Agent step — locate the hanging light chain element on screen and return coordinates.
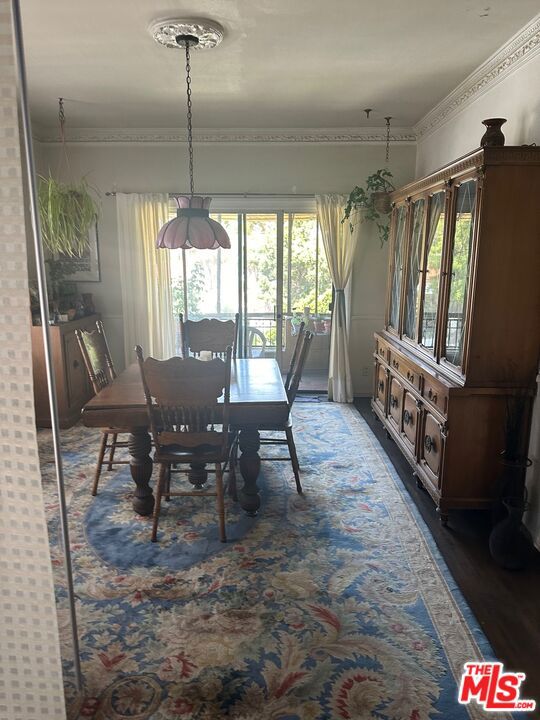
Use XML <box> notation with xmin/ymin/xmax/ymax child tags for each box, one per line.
<box><xmin>59</xmin><ymin>97</ymin><xmax>66</xmax><ymax>143</ymax></box>
<box><xmin>385</xmin><ymin>116</ymin><xmax>392</xmax><ymax>165</ymax></box>
<box><xmin>184</xmin><ymin>40</ymin><xmax>195</xmax><ymax>197</ymax></box>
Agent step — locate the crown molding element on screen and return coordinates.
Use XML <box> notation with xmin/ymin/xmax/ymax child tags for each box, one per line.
<box><xmin>415</xmin><ymin>13</ymin><xmax>540</xmax><ymax>140</ymax></box>
<box><xmin>32</xmin><ymin>15</ymin><xmax>540</xmax><ymax>147</ymax></box>
<box><xmin>33</xmin><ymin>125</ymin><xmax>416</xmax><ymax>145</ymax></box>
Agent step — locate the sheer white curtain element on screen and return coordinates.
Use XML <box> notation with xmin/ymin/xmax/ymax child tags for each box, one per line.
<box><xmin>316</xmin><ymin>194</ymin><xmax>359</xmax><ymax>403</ymax></box>
<box><xmin>116</xmin><ymin>193</ymin><xmax>176</xmax><ymax>366</ymax></box>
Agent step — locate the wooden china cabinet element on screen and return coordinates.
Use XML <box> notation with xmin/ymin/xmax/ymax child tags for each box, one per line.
<box><xmin>372</xmin><ymin>146</ymin><xmax>540</xmax><ymax>524</ymax></box>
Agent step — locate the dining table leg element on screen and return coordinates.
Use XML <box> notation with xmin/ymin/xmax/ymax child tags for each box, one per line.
<box><xmin>128</xmin><ymin>428</ymin><xmax>154</xmax><ymax>516</ymax></box>
<box><xmin>188</xmin><ymin>462</ymin><xmax>208</xmax><ymax>488</ymax></box>
<box><xmin>238</xmin><ymin>428</ymin><xmax>261</xmax><ymax>516</ymax></box>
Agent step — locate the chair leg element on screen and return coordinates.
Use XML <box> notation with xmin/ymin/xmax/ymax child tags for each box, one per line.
<box><xmin>92</xmin><ymin>432</ymin><xmax>108</xmax><ymax>496</ymax></box>
<box><xmin>165</xmin><ymin>465</ymin><xmax>171</xmax><ymax>502</ymax></box>
<box><xmin>215</xmin><ymin>463</ymin><xmax>226</xmax><ymax>543</ymax></box>
<box><xmin>107</xmin><ymin>433</ymin><xmax>118</xmax><ymax>471</ymax></box>
<box><xmin>285</xmin><ymin>426</ymin><xmax>303</xmax><ymax>494</ymax></box>
<box><xmin>151</xmin><ymin>463</ymin><xmax>167</xmax><ymax>542</ymax></box>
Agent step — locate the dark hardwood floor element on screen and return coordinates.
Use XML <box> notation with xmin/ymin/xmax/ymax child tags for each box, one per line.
<box><xmin>354</xmin><ymin>397</ymin><xmax>540</xmax><ymax>705</ymax></box>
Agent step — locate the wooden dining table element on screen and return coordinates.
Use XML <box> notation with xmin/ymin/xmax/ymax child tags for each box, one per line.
<box><xmin>81</xmin><ymin>358</ymin><xmax>289</xmax><ymax>516</ymax></box>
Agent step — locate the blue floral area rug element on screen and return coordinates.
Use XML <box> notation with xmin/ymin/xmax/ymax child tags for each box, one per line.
<box><xmin>39</xmin><ymin>403</ymin><xmax>503</xmax><ymax>720</ymax></box>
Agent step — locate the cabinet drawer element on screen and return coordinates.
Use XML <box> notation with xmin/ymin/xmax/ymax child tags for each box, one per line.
<box><xmin>401</xmin><ymin>390</ymin><xmax>418</xmax><ymax>452</ymax></box>
<box><xmin>423</xmin><ymin>375</ymin><xmax>449</xmax><ymax>416</ymax></box>
<box><xmin>374</xmin><ymin>362</ymin><xmax>388</xmax><ymax>413</ymax></box>
<box><xmin>419</xmin><ymin>411</ymin><xmax>445</xmax><ymax>486</ymax></box>
<box><xmin>388</xmin><ymin>375</ymin><xmax>403</xmax><ymax>428</ymax></box>
<box><xmin>375</xmin><ymin>336</ymin><xmax>390</xmax><ymax>363</ymax></box>
<box><xmin>389</xmin><ymin>351</ymin><xmax>421</xmax><ymax>391</ymax></box>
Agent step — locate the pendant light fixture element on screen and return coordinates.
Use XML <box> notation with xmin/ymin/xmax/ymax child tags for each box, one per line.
<box><xmin>151</xmin><ymin>19</ymin><xmax>231</xmax><ymax>250</ymax></box>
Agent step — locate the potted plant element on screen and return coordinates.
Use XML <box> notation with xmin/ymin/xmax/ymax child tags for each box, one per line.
<box><xmin>38</xmin><ymin>174</ymin><xmax>99</xmax><ymax>257</ymax></box>
<box><xmin>489</xmin><ymin>393</ymin><xmax>533</xmax><ymax>570</ymax></box>
<box><xmin>342</xmin><ymin>168</ymin><xmax>395</xmax><ymax>246</ymax></box>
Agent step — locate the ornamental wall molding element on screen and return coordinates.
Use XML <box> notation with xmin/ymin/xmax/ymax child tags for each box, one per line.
<box><xmin>33</xmin><ymin>126</ymin><xmax>416</xmax><ymax>145</ymax></box>
<box><xmin>415</xmin><ymin>13</ymin><xmax>540</xmax><ymax>140</ymax></box>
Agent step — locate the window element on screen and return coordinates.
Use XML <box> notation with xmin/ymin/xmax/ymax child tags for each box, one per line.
<box><xmin>168</xmin><ymin>198</ymin><xmax>332</xmax><ymax>371</ymax></box>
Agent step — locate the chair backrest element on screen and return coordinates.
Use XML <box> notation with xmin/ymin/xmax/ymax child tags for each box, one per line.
<box><xmin>247</xmin><ymin>327</ymin><xmax>267</xmax><ymax>358</ymax></box>
<box><xmin>136</xmin><ymin>345</ymin><xmax>232</xmax><ymax>454</ymax></box>
<box><xmin>286</xmin><ymin>331</ymin><xmax>313</xmax><ymax>406</ymax></box>
<box><xmin>75</xmin><ymin>320</ymin><xmax>116</xmax><ymax>394</ymax></box>
<box><xmin>179</xmin><ymin>313</ymin><xmax>238</xmax><ymax>359</ymax></box>
<box><xmin>284</xmin><ymin>321</ymin><xmax>305</xmax><ymax>392</ymax></box>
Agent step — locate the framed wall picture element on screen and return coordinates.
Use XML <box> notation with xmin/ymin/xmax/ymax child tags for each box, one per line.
<box><xmin>57</xmin><ymin>223</ymin><xmax>101</xmax><ymax>282</ymax></box>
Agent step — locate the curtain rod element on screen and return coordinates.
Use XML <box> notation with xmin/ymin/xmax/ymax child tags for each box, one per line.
<box><xmin>105</xmin><ymin>191</ymin><xmax>315</xmax><ymax>198</ymax></box>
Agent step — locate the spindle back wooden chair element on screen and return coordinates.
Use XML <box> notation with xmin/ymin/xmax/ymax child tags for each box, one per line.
<box><xmin>231</xmin><ymin>331</ymin><xmax>313</xmax><ymax>495</ymax></box>
<box><xmin>179</xmin><ymin>313</ymin><xmax>239</xmax><ymax>359</ymax></box>
<box><xmin>76</xmin><ymin>320</ymin><xmax>130</xmax><ymax>495</ymax></box>
<box><xmin>284</xmin><ymin>321</ymin><xmax>305</xmax><ymax>391</ymax></box>
<box><xmin>136</xmin><ymin>345</ymin><xmax>232</xmax><ymax>543</ymax></box>
<box><xmin>76</xmin><ymin>319</ymin><xmax>116</xmax><ymax>393</ymax></box>
<box><xmin>285</xmin><ymin>329</ymin><xmax>313</xmax><ymax>408</ymax></box>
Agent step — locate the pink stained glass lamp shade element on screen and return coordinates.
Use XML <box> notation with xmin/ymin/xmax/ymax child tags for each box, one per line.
<box><xmin>156</xmin><ymin>195</ymin><xmax>231</xmax><ymax>250</ymax></box>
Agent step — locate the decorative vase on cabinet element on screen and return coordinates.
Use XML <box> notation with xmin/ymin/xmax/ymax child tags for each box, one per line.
<box><xmin>480</xmin><ymin>118</ymin><xmax>507</xmax><ymax>147</ymax></box>
<box><xmin>372</xmin><ymin>146</ymin><xmax>540</xmax><ymax>525</ymax></box>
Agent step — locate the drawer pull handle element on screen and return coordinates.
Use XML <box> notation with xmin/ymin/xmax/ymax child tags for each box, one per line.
<box><xmin>390</xmin><ymin>394</ymin><xmax>399</xmax><ymax>408</ymax></box>
<box><xmin>427</xmin><ymin>388</ymin><xmax>438</xmax><ymax>403</ymax></box>
<box><xmin>393</xmin><ymin>359</ymin><xmax>399</xmax><ymax>369</ymax></box>
<box><xmin>407</xmin><ymin>371</ymin><xmax>414</xmax><ymax>382</ymax></box>
<box><xmin>424</xmin><ymin>434</ymin><xmax>436</xmax><ymax>453</ymax></box>
<box><xmin>378</xmin><ymin>380</ymin><xmax>385</xmax><ymax>392</ymax></box>
<box><xmin>403</xmin><ymin>409</ymin><xmax>413</xmax><ymax>426</ymax></box>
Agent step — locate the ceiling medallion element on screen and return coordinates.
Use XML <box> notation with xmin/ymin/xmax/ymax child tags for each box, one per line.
<box><xmin>149</xmin><ymin>18</ymin><xmax>224</xmax><ymax>50</ymax></box>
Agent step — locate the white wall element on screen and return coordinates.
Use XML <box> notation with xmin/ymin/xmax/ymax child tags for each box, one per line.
<box><xmin>415</xmin><ymin>51</ymin><xmax>540</xmax><ymax>549</ymax></box>
<box><xmin>37</xmin><ymin>140</ymin><xmax>416</xmax><ymax>393</ymax></box>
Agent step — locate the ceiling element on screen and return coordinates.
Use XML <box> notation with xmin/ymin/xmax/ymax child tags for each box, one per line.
<box><xmin>20</xmin><ymin>0</ymin><xmax>539</xmax><ymax>131</ymax></box>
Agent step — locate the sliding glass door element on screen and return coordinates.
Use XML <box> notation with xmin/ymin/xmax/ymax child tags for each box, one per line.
<box><xmin>169</xmin><ymin>204</ymin><xmax>331</xmax><ymax>384</ymax></box>
<box><xmin>241</xmin><ymin>213</ymin><xmax>283</xmax><ymax>363</ymax></box>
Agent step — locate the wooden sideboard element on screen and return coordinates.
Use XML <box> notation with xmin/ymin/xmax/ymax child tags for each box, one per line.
<box><xmin>32</xmin><ymin>314</ymin><xmax>99</xmax><ymax>428</ymax></box>
<box><xmin>372</xmin><ymin>147</ymin><xmax>540</xmax><ymax>524</ymax></box>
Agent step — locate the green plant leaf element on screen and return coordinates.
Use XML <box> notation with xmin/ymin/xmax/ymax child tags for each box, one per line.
<box><xmin>38</xmin><ymin>174</ymin><xmax>100</xmax><ymax>257</ymax></box>
<box><xmin>341</xmin><ymin>169</ymin><xmax>394</xmax><ymax>245</ymax></box>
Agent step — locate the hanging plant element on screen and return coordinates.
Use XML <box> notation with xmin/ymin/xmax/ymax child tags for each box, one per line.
<box><xmin>38</xmin><ymin>98</ymin><xmax>100</xmax><ymax>258</ymax></box>
<box><xmin>342</xmin><ymin>168</ymin><xmax>395</xmax><ymax>246</ymax></box>
<box><xmin>342</xmin><ymin>115</ymin><xmax>396</xmax><ymax>246</ymax></box>
<box><xmin>38</xmin><ymin>174</ymin><xmax>99</xmax><ymax>257</ymax></box>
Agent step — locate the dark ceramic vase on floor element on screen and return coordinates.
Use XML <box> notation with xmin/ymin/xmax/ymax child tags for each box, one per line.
<box><xmin>489</xmin><ymin>497</ymin><xmax>531</xmax><ymax>570</ymax></box>
<box><xmin>480</xmin><ymin>118</ymin><xmax>507</xmax><ymax>147</ymax></box>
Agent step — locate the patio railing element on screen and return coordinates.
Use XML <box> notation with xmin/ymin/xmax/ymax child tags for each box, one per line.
<box><xmin>175</xmin><ymin>312</ymin><xmax>330</xmax><ymax>359</ymax></box>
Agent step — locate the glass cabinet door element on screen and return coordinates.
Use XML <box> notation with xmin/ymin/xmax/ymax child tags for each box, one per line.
<box><xmin>403</xmin><ymin>198</ymin><xmax>426</xmax><ymax>340</ymax></box>
<box><xmin>419</xmin><ymin>191</ymin><xmax>446</xmax><ymax>353</ymax></box>
<box><xmin>443</xmin><ymin>179</ymin><xmax>477</xmax><ymax>368</ymax></box>
<box><xmin>388</xmin><ymin>205</ymin><xmax>408</xmax><ymax>332</ymax></box>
